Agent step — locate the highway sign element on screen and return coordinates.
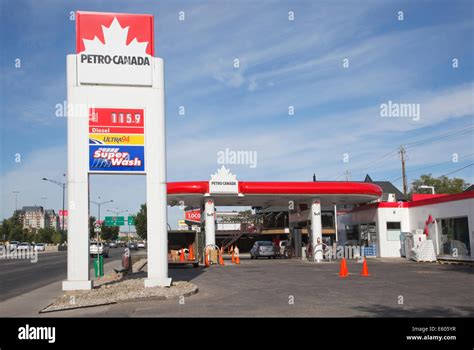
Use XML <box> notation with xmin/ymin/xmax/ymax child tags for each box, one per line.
<box><xmin>105</xmin><ymin>216</ymin><xmax>125</xmax><ymax>226</ymax></box>
<box><xmin>127</xmin><ymin>216</ymin><xmax>135</xmax><ymax>225</ymax></box>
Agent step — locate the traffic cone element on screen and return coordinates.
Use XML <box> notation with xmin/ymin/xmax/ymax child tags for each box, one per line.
<box><xmin>339</xmin><ymin>258</ymin><xmax>348</xmax><ymax>278</ymax></box>
<box><xmin>231</xmin><ymin>251</ymin><xmax>235</xmax><ymax>264</ymax></box>
<box><xmin>205</xmin><ymin>252</ymin><xmax>210</xmax><ymax>267</ymax></box>
<box><xmin>188</xmin><ymin>244</ymin><xmax>195</xmax><ymax>261</ymax></box>
<box><xmin>361</xmin><ymin>258</ymin><xmax>369</xmax><ymax>277</ymax></box>
<box><xmin>179</xmin><ymin>248</ymin><xmax>185</xmax><ymax>262</ymax></box>
<box><xmin>235</xmin><ymin>246</ymin><xmax>240</xmax><ymax>265</ymax></box>
<box><xmin>219</xmin><ymin>248</ymin><xmax>225</xmax><ymax>266</ymax></box>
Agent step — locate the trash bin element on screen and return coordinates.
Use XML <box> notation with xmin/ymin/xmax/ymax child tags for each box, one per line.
<box><xmin>94</xmin><ymin>255</ymin><xmax>104</xmax><ymax>277</ymax></box>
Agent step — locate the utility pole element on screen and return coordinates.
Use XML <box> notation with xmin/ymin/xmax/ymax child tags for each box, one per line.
<box><xmin>399</xmin><ymin>145</ymin><xmax>407</xmax><ymax>195</ymax></box>
<box><xmin>344</xmin><ymin>170</ymin><xmax>351</xmax><ymax>181</ymax></box>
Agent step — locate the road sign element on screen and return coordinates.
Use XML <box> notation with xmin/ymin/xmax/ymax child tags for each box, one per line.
<box><xmin>127</xmin><ymin>216</ymin><xmax>135</xmax><ymax>226</ymax></box>
<box><xmin>94</xmin><ymin>227</ymin><xmax>101</xmax><ymax>233</ymax></box>
<box><xmin>105</xmin><ymin>216</ymin><xmax>125</xmax><ymax>226</ymax></box>
<box><xmin>94</xmin><ymin>222</ymin><xmax>101</xmax><ymax>229</ymax></box>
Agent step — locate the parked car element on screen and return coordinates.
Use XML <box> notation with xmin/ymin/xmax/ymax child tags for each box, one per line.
<box><xmin>89</xmin><ymin>242</ymin><xmax>110</xmax><ymax>258</ymax></box>
<box><xmin>108</xmin><ymin>242</ymin><xmax>118</xmax><ymax>248</ymax></box>
<box><xmin>127</xmin><ymin>242</ymin><xmax>138</xmax><ymax>250</ymax></box>
<box><xmin>9</xmin><ymin>241</ymin><xmax>20</xmax><ymax>251</ymax></box>
<box><xmin>17</xmin><ymin>242</ymin><xmax>32</xmax><ymax>251</ymax></box>
<box><xmin>250</xmin><ymin>241</ymin><xmax>276</xmax><ymax>259</ymax></box>
<box><xmin>279</xmin><ymin>240</ymin><xmax>291</xmax><ymax>259</ymax></box>
<box><xmin>137</xmin><ymin>241</ymin><xmax>146</xmax><ymax>249</ymax></box>
<box><xmin>34</xmin><ymin>243</ymin><xmax>46</xmax><ymax>252</ymax></box>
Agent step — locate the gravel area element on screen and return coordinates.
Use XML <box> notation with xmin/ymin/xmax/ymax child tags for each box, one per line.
<box><xmin>40</xmin><ymin>260</ymin><xmax>198</xmax><ymax>313</ymax></box>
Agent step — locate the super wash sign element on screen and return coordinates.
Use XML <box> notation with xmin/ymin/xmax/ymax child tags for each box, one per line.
<box><xmin>89</xmin><ymin>108</ymin><xmax>145</xmax><ymax>172</ymax></box>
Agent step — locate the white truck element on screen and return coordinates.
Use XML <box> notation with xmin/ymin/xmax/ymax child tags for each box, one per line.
<box><xmin>89</xmin><ymin>241</ymin><xmax>109</xmax><ymax>258</ymax></box>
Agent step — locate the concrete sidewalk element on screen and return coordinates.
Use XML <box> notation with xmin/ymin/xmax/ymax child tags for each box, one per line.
<box><xmin>0</xmin><ymin>257</ymin><xmax>124</xmax><ymax>316</ymax></box>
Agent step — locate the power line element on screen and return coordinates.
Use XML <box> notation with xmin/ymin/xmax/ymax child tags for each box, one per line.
<box><xmin>332</xmin><ymin>124</ymin><xmax>474</xmax><ymax>181</ymax></box>
<box><xmin>390</xmin><ymin>153</ymin><xmax>474</xmax><ymax>182</ymax></box>
<box><xmin>440</xmin><ymin>163</ymin><xmax>474</xmax><ymax>177</ymax></box>
<box><xmin>404</xmin><ymin>125</ymin><xmax>474</xmax><ymax>148</ymax></box>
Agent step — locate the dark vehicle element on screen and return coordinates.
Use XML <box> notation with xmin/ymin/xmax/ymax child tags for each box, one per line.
<box><xmin>250</xmin><ymin>241</ymin><xmax>276</xmax><ymax>259</ymax></box>
<box><xmin>128</xmin><ymin>242</ymin><xmax>138</xmax><ymax>250</ymax></box>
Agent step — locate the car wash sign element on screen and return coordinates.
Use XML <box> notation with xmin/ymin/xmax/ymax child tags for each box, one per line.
<box><xmin>89</xmin><ymin>108</ymin><xmax>145</xmax><ymax>172</ymax></box>
<box><xmin>76</xmin><ymin>11</ymin><xmax>154</xmax><ymax>86</ymax></box>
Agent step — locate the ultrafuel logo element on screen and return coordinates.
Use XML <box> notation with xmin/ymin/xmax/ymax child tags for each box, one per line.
<box><xmin>76</xmin><ymin>11</ymin><xmax>154</xmax><ymax>86</ymax></box>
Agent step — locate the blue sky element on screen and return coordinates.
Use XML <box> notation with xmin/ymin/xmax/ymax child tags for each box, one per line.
<box><xmin>1</xmin><ymin>0</ymin><xmax>473</xmax><ymax>226</ymax></box>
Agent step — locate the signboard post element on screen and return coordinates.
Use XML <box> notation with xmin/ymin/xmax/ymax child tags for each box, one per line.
<box><xmin>62</xmin><ymin>11</ymin><xmax>171</xmax><ymax>291</ymax></box>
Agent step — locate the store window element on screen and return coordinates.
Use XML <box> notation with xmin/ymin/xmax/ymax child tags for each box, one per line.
<box><xmin>321</xmin><ymin>212</ymin><xmax>334</xmax><ymax>228</ymax></box>
<box><xmin>440</xmin><ymin>217</ymin><xmax>470</xmax><ymax>257</ymax></box>
<box><xmin>386</xmin><ymin>222</ymin><xmax>401</xmax><ymax>241</ymax></box>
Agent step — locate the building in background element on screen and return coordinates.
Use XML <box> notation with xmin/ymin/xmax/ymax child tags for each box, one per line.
<box><xmin>45</xmin><ymin>209</ymin><xmax>60</xmax><ymax>231</ymax></box>
<box><xmin>13</xmin><ymin>206</ymin><xmax>62</xmax><ymax>233</ymax></box>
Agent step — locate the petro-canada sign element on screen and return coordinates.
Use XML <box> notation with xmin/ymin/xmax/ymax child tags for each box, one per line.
<box><xmin>64</xmin><ymin>11</ymin><xmax>171</xmax><ymax>290</ymax></box>
<box><xmin>209</xmin><ymin>166</ymin><xmax>239</xmax><ymax>194</ymax></box>
<box><xmin>76</xmin><ymin>11</ymin><xmax>154</xmax><ymax>86</ymax></box>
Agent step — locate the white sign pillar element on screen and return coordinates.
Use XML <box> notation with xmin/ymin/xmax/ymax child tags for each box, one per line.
<box><xmin>311</xmin><ymin>199</ymin><xmax>323</xmax><ymax>263</ymax></box>
<box><xmin>144</xmin><ymin>58</ymin><xmax>171</xmax><ymax>287</ymax></box>
<box><xmin>205</xmin><ymin>198</ymin><xmax>216</xmax><ymax>246</ymax></box>
<box><xmin>63</xmin><ymin>12</ymin><xmax>171</xmax><ymax>290</ymax></box>
<box><xmin>62</xmin><ymin>57</ymin><xmax>91</xmax><ymax>290</ymax></box>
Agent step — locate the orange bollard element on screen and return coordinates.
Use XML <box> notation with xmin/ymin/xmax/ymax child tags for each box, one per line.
<box><xmin>235</xmin><ymin>254</ymin><xmax>240</xmax><ymax>265</ymax></box>
<box><xmin>205</xmin><ymin>252</ymin><xmax>210</xmax><ymax>267</ymax></box>
<box><xmin>188</xmin><ymin>244</ymin><xmax>195</xmax><ymax>261</ymax></box>
<box><xmin>361</xmin><ymin>257</ymin><xmax>369</xmax><ymax>277</ymax></box>
<box><xmin>339</xmin><ymin>258</ymin><xmax>348</xmax><ymax>278</ymax></box>
<box><xmin>231</xmin><ymin>251</ymin><xmax>235</xmax><ymax>264</ymax></box>
<box><xmin>179</xmin><ymin>248</ymin><xmax>185</xmax><ymax>262</ymax></box>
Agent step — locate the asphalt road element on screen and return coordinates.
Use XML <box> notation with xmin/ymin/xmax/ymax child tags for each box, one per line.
<box><xmin>50</xmin><ymin>256</ymin><xmax>474</xmax><ymax>317</ymax></box>
<box><xmin>0</xmin><ymin>248</ymin><xmax>123</xmax><ymax>302</ymax></box>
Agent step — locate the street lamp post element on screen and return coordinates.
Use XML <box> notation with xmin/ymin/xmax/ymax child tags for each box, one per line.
<box><xmin>12</xmin><ymin>191</ymin><xmax>20</xmax><ymax>211</ymax></box>
<box><xmin>90</xmin><ymin>197</ymin><xmax>113</xmax><ymax>242</ymax></box>
<box><xmin>42</xmin><ymin>175</ymin><xmax>66</xmax><ymax>232</ymax></box>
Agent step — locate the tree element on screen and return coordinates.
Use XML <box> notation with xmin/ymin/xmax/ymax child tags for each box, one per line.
<box><xmin>89</xmin><ymin>216</ymin><xmax>96</xmax><ymax>239</ymax></box>
<box><xmin>410</xmin><ymin>174</ymin><xmax>470</xmax><ymax>195</ymax></box>
<box><xmin>51</xmin><ymin>231</ymin><xmax>63</xmax><ymax>245</ymax></box>
<box><xmin>9</xmin><ymin>225</ymin><xmax>28</xmax><ymax>242</ymax></box>
<box><xmin>101</xmin><ymin>224</ymin><xmax>119</xmax><ymax>241</ymax></box>
<box><xmin>37</xmin><ymin>227</ymin><xmax>55</xmax><ymax>243</ymax></box>
<box><xmin>135</xmin><ymin>204</ymin><xmax>147</xmax><ymax>239</ymax></box>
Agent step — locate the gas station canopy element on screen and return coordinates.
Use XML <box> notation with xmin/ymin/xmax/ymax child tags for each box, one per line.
<box><xmin>167</xmin><ymin>181</ymin><xmax>383</xmax><ymax>207</ymax></box>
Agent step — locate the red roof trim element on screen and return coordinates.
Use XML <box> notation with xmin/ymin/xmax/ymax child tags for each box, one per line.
<box><xmin>408</xmin><ymin>190</ymin><xmax>474</xmax><ymax>207</ymax></box>
<box><xmin>167</xmin><ymin>182</ymin><xmax>209</xmax><ymax>194</ymax></box>
<box><xmin>167</xmin><ymin>181</ymin><xmax>382</xmax><ymax>197</ymax></box>
<box><xmin>238</xmin><ymin>182</ymin><xmax>382</xmax><ymax>196</ymax></box>
<box><xmin>341</xmin><ymin>191</ymin><xmax>474</xmax><ymax>214</ymax></box>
